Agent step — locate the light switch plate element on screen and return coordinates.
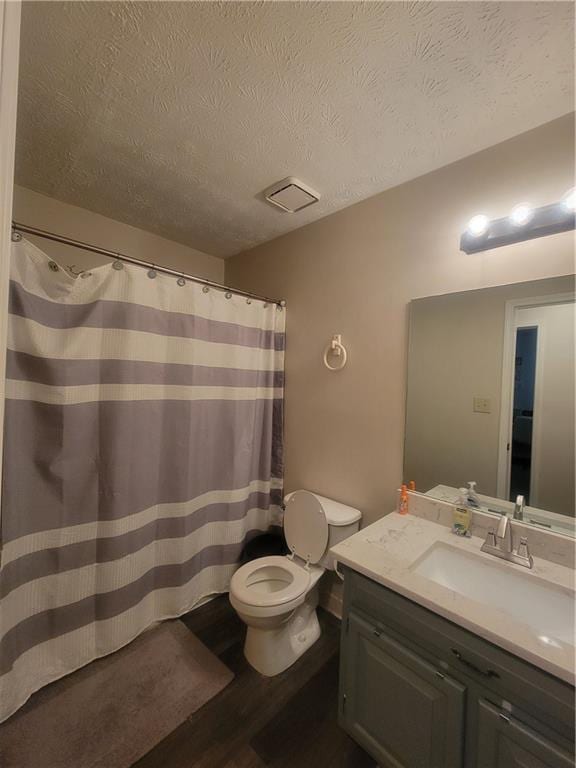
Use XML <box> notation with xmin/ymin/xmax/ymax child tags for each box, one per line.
<box><xmin>473</xmin><ymin>396</ymin><xmax>491</xmax><ymax>414</ymax></box>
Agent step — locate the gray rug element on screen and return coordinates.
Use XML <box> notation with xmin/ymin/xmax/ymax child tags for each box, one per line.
<box><xmin>0</xmin><ymin>619</ymin><xmax>233</xmax><ymax>768</ymax></box>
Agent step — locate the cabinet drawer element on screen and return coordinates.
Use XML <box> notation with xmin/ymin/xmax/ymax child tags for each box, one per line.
<box><xmin>343</xmin><ymin>567</ymin><xmax>574</xmax><ymax>740</ymax></box>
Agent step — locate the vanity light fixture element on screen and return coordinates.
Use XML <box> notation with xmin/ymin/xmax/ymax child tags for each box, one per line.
<box><xmin>466</xmin><ymin>214</ymin><xmax>490</xmax><ymax>237</ymax></box>
<box><xmin>563</xmin><ymin>187</ymin><xmax>576</xmax><ymax>212</ymax></box>
<box><xmin>460</xmin><ymin>194</ymin><xmax>576</xmax><ymax>254</ymax></box>
<box><xmin>509</xmin><ymin>203</ymin><xmax>533</xmax><ymax>227</ymax></box>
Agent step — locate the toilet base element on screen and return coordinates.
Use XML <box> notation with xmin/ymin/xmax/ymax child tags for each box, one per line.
<box><xmin>243</xmin><ymin>589</ymin><xmax>321</xmax><ymax>676</ymax></box>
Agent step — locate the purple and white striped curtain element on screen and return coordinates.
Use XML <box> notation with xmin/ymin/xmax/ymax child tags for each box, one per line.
<box><xmin>0</xmin><ymin>238</ymin><xmax>285</xmax><ymax>722</ymax></box>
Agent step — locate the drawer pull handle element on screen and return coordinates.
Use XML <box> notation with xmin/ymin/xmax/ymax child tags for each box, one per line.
<box><xmin>451</xmin><ymin>648</ymin><xmax>500</xmax><ymax>679</ymax></box>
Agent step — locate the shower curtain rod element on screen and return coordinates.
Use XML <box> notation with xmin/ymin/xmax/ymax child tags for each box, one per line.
<box><xmin>11</xmin><ymin>222</ymin><xmax>286</xmax><ymax>307</ymax></box>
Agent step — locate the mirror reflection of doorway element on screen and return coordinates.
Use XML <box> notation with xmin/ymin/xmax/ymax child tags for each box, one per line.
<box><xmin>500</xmin><ymin>297</ymin><xmax>575</xmax><ymax>516</ymax></box>
<box><xmin>510</xmin><ymin>327</ymin><xmax>537</xmax><ymax>504</ymax></box>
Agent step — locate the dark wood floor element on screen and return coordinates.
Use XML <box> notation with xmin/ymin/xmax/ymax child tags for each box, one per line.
<box><xmin>133</xmin><ymin>596</ymin><xmax>376</xmax><ymax>768</ymax></box>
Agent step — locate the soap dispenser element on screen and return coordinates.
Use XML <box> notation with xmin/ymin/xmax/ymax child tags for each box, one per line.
<box><xmin>452</xmin><ymin>488</ymin><xmax>472</xmax><ymax>537</ymax></box>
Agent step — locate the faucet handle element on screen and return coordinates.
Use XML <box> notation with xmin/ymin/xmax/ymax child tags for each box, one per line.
<box><xmin>517</xmin><ymin>536</ymin><xmax>530</xmax><ymax>557</ymax></box>
<box><xmin>516</xmin><ymin>536</ymin><xmax>534</xmax><ymax>567</ymax></box>
<box><xmin>485</xmin><ymin>528</ymin><xmax>497</xmax><ymax>547</ymax></box>
<box><xmin>480</xmin><ymin>527</ymin><xmax>498</xmax><ymax>554</ymax></box>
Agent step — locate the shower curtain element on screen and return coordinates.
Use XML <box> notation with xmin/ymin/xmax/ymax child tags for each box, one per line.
<box><xmin>0</xmin><ymin>238</ymin><xmax>285</xmax><ymax>722</ymax></box>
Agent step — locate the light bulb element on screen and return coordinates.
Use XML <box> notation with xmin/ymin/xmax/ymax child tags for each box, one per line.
<box><xmin>563</xmin><ymin>188</ymin><xmax>576</xmax><ymax>212</ymax></box>
<box><xmin>467</xmin><ymin>214</ymin><xmax>489</xmax><ymax>237</ymax></box>
<box><xmin>510</xmin><ymin>203</ymin><xmax>533</xmax><ymax>227</ymax></box>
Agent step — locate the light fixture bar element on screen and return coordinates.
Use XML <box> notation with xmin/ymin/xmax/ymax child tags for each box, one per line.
<box><xmin>460</xmin><ymin>201</ymin><xmax>575</xmax><ymax>254</ymax></box>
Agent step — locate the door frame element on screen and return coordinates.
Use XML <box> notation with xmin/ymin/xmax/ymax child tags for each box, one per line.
<box><xmin>496</xmin><ymin>293</ymin><xmax>575</xmax><ymax>500</ymax></box>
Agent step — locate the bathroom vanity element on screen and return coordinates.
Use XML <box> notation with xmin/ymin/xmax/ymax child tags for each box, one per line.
<box><xmin>331</xmin><ymin>507</ymin><xmax>575</xmax><ymax>768</ymax></box>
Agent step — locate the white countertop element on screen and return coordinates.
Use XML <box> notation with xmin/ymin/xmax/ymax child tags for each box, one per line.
<box><xmin>331</xmin><ymin>511</ymin><xmax>575</xmax><ymax>685</ymax></box>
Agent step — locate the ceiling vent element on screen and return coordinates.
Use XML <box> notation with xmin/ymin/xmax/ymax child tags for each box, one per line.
<box><xmin>263</xmin><ymin>177</ymin><xmax>320</xmax><ymax>213</ymax></box>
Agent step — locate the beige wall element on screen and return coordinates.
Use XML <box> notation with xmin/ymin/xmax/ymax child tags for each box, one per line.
<box><xmin>404</xmin><ymin>276</ymin><xmax>575</xmax><ymax>504</ymax></box>
<box><xmin>12</xmin><ymin>186</ymin><xmax>224</xmax><ymax>282</ymax></box>
<box><xmin>1</xmin><ymin>2</ymin><xmax>22</xmax><ymax>524</ymax></box>
<box><xmin>225</xmin><ymin>114</ymin><xmax>575</xmax><ymax>526</ymax></box>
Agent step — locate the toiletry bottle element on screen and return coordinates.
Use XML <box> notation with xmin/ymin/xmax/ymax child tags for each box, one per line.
<box><xmin>399</xmin><ymin>484</ymin><xmax>409</xmax><ymax>515</ymax></box>
<box><xmin>452</xmin><ymin>488</ymin><xmax>472</xmax><ymax>536</ymax></box>
<box><xmin>409</xmin><ymin>480</ymin><xmax>416</xmax><ymax>491</ymax></box>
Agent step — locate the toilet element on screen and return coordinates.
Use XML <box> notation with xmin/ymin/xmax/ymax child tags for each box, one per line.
<box><xmin>229</xmin><ymin>490</ymin><xmax>361</xmax><ymax>676</ymax></box>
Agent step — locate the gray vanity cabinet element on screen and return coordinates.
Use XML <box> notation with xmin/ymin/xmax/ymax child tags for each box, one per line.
<box><xmin>338</xmin><ymin>567</ymin><xmax>575</xmax><ymax>768</ymax></box>
<box><xmin>342</xmin><ymin>611</ymin><xmax>465</xmax><ymax>768</ymax></box>
<box><xmin>476</xmin><ymin>700</ymin><xmax>575</xmax><ymax>768</ymax></box>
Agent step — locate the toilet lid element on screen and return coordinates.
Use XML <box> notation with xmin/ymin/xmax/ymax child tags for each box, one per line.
<box><xmin>283</xmin><ymin>490</ymin><xmax>329</xmax><ymax>564</ymax></box>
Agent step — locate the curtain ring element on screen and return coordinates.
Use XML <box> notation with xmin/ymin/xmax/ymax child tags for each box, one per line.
<box><xmin>263</xmin><ymin>302</ymin><xmax>269</xmax><ymax>308</ymax></box>
<box><xmin>147</xmin><ymin>267</ymin><xmax>157</xmax><ymax>279</ymax></box>
<box><xmin>177</xmin><ymin>276</ymin><xmax>186</xmax><ymax>287</ymax></box>
<box><xmin>202</xmin><ymin>285</ymin><xmax>210</xmax><ymax>293</ymax></box>
<box><xmin>112</xmin><ymin>259</ymin><xmax>123</xmax><ymax>271</ymax></box>
<box><xmin>246</xmin><ymin>298</ymin><xmax>252</xmax><ymax>305</ymax></box>
<box><xmin>225</xmin><ymin>292</ymin><xmax>232</xmax><ymax>299</ymax></box>
<box><xmin>11</xmin><ymin>230</ymin><xmax>22</xmax><ymax>242</ymax></box>
<box><xmin>48</xmin><ymin>261</ymin><xmax>59</xmax><ymax>272</ymax></box>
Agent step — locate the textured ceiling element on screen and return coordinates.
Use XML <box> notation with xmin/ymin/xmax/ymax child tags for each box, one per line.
<box><xmin>16</xmin><ymin>1</ymin><xmax>574</xmax><ymax>258</ymax></box>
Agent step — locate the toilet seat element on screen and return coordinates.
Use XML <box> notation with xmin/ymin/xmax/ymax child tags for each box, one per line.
<box><xmin>230</xmin><ymin>555</ymin><xmax>310</xmax><ymax>608</ymax></box>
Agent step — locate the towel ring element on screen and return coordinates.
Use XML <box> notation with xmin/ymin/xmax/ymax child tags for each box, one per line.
<box><xmin>323</xmin><ymin>334</ymin><xmax>347</xmax><ymax>371</ymax></box>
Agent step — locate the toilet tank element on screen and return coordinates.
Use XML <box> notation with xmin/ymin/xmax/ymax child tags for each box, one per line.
<box><xmin>283</xmin><ymin>491</ymin><xmax>361</xmax><ymax>570</ymax></box>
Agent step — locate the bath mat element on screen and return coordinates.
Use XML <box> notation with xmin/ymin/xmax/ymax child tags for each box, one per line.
<box><xmin>0</xmin><ymin>619</ymin><xmax>233</xmax><ymax>768</ymax></box>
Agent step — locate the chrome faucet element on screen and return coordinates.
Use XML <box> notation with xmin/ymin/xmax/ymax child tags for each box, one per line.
<box><xmin>513</xmin><ymin>494</ymin><xmax>525</xmax><ymax>521</ymax></box>
<box><xmin>496</xmin><ymin>511</ymin><xmax>513</xmax><ymax>553</ymax></box>
<box><xmin>481</xmin><ymin>512</ymin><xmax>533</xmax><ymax>569</ymax></box>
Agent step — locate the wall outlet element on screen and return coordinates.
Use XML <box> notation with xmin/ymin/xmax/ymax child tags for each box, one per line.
<box><xmin>473</xmin><ymin>396</ymin><xmax>491</xmax><ymax>414</ymax></box>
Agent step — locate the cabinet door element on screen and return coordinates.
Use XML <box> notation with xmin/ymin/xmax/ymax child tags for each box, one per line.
<box><xmin>341</xmin><ymin>612</ymin><xmax>465</xmax><ymax>768</ymax></box>
<box><xmin>476</xmin><ymin>700</ymin><xmax>574</xmax><ymax>768</ymax></box>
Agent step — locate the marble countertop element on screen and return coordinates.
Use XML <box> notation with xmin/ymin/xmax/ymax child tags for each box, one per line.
<box><xmin>330</xmin><ymin>511</ymin><xmax>575</xmax><ymax>685</ymax></box>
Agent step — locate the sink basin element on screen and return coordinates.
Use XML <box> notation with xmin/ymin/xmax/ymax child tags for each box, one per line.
<box><xmin>412</xmin><ymin>543</ymin><xmax>574</xmax><ymax>646</ymax></box>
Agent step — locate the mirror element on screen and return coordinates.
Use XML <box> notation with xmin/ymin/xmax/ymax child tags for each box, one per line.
<box><xmin>404</xmin><ymin>275</ymin><xmax>575</xmax><ymax>537</ymax></box>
